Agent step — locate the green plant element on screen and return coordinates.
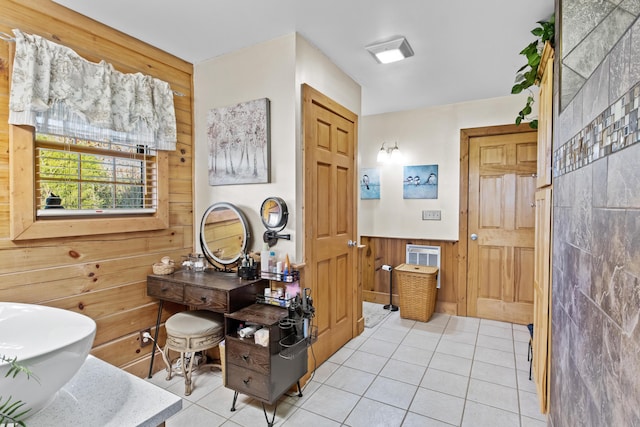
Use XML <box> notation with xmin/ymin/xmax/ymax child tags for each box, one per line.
<box><xmin>0</xmin><ymin>355</ymin><xmax>37</xmax><ymax>427</ymax></box>
<box><xmin>511</xmin><ymin>15</ymin><xmax>555</xmax><ymax>129</ymax></box>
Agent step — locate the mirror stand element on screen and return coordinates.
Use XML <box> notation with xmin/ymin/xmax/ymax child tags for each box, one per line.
<box><xmin>263</xmin><ymin>230</ymin><xmax>291</xmax><ymax>247</ymax></box>
<box><xmin>200</xmin><ymin>235</ymin><xmax>237</xmax><ymax>273</ymax></box>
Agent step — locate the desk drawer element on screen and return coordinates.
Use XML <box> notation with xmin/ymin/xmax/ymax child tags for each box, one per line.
<box><xmin>147</xmin><ymin>277</ymin><xmax>183</xmax><ymax>303</ymax></box>
<box><xmin>226</xmin><ymin>338</ymin><xmax>270</xmax><ymax>375</ymax></box>
<box><xmin>184</xmin><ymin>286</ymin><xmax>226</xmax><ymax>311</ymax></box>
<box><xmin>226</xmin><ymin>363</ymin><xmax>270</xmax><ymax>402</ymax></box>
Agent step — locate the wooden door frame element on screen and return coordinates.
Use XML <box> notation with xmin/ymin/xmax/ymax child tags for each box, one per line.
<box><xmin>458</xmin><ymin>124</ymin><xmax>537</xmax><ymax>317</ymax></box>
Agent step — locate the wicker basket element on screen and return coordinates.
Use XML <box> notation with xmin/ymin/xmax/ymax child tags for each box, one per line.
<box><xmin>152</xmin><ymin>262</ymin><xmax>175</xmax><ymax>275</ymax></box>
<box><xmin>395</xmin><ymin>264</ymin><xmax>439</xmax><ymax>322</ymax></box>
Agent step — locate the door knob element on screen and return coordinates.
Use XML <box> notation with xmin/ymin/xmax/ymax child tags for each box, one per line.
<box><xmin>347</xmin><ymin>240</ymin><xmax>357</xmax><ymax>247</ymax></box>
<box><xmin>470</xmin><ymin>233</ymin><xmax>478</xmax><ymax>241</ymax></box>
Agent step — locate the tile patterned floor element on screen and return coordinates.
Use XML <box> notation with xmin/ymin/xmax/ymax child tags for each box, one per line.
<box><xmin>147</xmin><ymin>308</ymin><xmax>548</xmax><ymax>426</ymax></box>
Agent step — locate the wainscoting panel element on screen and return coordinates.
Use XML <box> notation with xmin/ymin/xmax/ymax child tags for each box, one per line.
<box><xmin>360</xmin><ymin>236</ymin><xmax>461</xmax><ymax>315</ymax></box>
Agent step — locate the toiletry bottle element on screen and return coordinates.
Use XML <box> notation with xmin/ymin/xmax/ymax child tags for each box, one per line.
<box><xmin>260</xmin><ymin>243</ymin><xmax>270</xmax><ymax>273</ymax></box>
<box><xmin>269</xmin><ymin>250</ymin><xmax>277</xmax><ymax>273</ymax></box>
<box><xmin>283</xmin><ymin>254</ymin><xmax>291</xmax><ymax>281</ymax></box>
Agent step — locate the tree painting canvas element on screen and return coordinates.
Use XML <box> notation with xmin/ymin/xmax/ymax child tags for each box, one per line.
<box><xmin>207</xmin><ymin>98</ymin><xmax>270</xmax><ymax>185</ymax></box>
<box><xmin>360</xmin><ymin>167</ymin><xmax>380</xmax><ymax>199</ymax></box>
<box><xmin>403</xmin><ymin>164</ymin><xmax>438</xmax><ymax>199</ymax></box>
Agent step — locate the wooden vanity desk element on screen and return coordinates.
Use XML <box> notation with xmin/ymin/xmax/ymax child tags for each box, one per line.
<box><xmin>146</xmin><ymin>269</ymin><xmax>268</xmax><ymax>376</ymax></box>
<box><xmin>147</xmin><ymin>269</ymin><xmax>267</xmax><ymax>314</ymax></box>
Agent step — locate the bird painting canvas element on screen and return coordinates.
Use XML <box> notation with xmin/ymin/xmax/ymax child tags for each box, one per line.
<box><xmin>360</xmin><ymin>167</ymin><xmax>380</xmax><ymax>199</ymax></box>
<box><xmin>403</xmin><ymin>165</ymin><xmax>438</xmax><ymax>199</ymax></box>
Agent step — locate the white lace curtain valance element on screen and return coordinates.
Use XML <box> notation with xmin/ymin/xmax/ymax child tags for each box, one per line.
<box><xmin>8</xmin><ymin>29</ymin><xmax>177</xmax><ymax>151</ymax></box>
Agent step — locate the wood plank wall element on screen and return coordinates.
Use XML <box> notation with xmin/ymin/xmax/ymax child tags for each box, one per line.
<box><xmin>361</xmin><ymin>236</ymin><xmax>463</xmax><ymax>316</ymax></box>
<box><xmin>0</xmin><ymin>0</ymin><xmax>193</xmax><ymax>377</ymax></box>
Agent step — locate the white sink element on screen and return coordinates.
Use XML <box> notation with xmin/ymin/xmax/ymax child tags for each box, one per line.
<box><xmin>0</xmin><ymin>302</ymin><xmax>96</xmax><ymax>419</ymax></box>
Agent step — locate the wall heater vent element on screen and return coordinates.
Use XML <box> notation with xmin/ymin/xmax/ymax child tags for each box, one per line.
<box><xmin>405</xmin><ymin>244</ymin><xmax>441</xmax><ymax>288</ymax></box>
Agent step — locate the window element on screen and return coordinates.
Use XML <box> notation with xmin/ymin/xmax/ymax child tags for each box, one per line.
<box><xmin>35</xmin><ymin>133</ymin><xmax>158</xmax><ymax>216</ymax></box>
<box><xmin>10</xmin><ymin>125</ymin><xmax>168</xmax><ymax>240</ymax></box>
<box><xmin>7</xmin><ymin>30</ymin><xmax>174</xmax><ymax>240</ymax></box>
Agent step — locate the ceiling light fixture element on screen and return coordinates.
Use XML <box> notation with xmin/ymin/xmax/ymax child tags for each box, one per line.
<box><xmin>366</xmin><ymin>36</ymin><xmax>414</xmax><ymax>64</ymax></box>
<box><xmin>377</xmin><ymin>141</ymin><xmax>402</xmax><ymax>163</ymax></box>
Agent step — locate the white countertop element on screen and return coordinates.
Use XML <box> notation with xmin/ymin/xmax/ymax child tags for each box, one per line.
<box><xmin>27</xmin><ymin>355</ymin><xmax>182</xmax><ymax>427</ymax></box>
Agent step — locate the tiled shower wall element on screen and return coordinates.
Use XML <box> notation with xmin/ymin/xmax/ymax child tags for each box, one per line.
<box><xmin>550</xmin><ymin>7</ymin><xmax>640</xmax><ymax>427</ymax></box>
<box><xmin>560</xmin><ymin>0</ymin><xmax>640</xmax><ymax>110</ymax></box>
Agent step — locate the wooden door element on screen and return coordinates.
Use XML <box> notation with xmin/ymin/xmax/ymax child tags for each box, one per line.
<box><xmin>467</xmin><ymin>131</ymin><xmax>537</xmax><ymax>324</ymax></box>
<box><xmin>302</xmin><ymin>84</ymin><xmax>358</xmax><ymax>364</ymax></box>
<box><xmin>533</xmin><ymin>187</ymin><xmax>552</xmax><ymax>412</ymax></box>
<box><xmin>533</xmin><ymin>42</ymin><xmax>554</xmax><ymax>414</ymax></box>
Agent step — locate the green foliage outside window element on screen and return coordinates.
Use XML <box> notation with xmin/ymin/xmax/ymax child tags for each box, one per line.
<box><xmin>37</xmin><ymin>134</ymin><xmax>149</xmax><ymax>211</ymax></box>
<box><xmin>38</xmin><ymin>149</ymin><xmax>112</xmax><ymax>209</ymax></box>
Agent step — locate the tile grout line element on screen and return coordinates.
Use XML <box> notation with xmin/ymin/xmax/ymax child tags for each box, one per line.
<box><xmin>400</xmin><ymin>313</ymin><xmax>449</xmax><ymax>425</ymax></box>
<box><xmin>513</xmin><ymin>324</ymin><xmax>524</xmax><ymax>427</ymax></box>
<box><xmin>458</xmin><ymin>320</ymin><xmax>481</xmax><ymax>427</ymax></box>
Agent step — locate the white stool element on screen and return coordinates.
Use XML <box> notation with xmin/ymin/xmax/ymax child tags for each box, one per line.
<box><xmin>163</xmin><ymin>310</ymin><xmax>224</xmax><ymax>396</ymax></box>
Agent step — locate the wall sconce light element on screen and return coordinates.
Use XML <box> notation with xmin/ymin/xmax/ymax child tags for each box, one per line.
<box><xmin>365</xmin><ymin>36</ymin><xmax>414</xmax><ymax>64</ymax></box>
<box><xmin>377</xmin><ymin>141</ymin><xmax>402</xmax><ymax>163</ymax></box>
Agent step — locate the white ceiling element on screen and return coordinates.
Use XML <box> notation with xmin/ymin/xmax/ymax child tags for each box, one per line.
<box><xmin>53</xmin><ymin>0</ymin><xmax>554</xmax><ymax>116</ymax></box>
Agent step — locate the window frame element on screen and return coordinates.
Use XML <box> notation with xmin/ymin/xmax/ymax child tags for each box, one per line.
<box><xmin>10</xmin><ymin>124</ymin><xmax>169</xmax><ymax>240</ymax></box>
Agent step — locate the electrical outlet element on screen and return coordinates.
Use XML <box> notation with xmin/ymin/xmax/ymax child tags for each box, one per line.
<box><xmin>422</xmin><ymin>210</ymin><xmax>441</xmax><ymax>220</ymax></box>
<box><xmin>140</xmin><ymin>328</ymin><xmax>152</xmax><ymax>347</ymax></box>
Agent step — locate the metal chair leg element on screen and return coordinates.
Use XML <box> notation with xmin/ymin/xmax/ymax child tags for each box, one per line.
<box><xmin>184</xmin><ymin>352</ymin><xmax>196</xmax><ymax>396</ymax></box>
<box><xmin>164</xmin><ymin>345</ymin><xmax>173</xmax><ymax>381</ymax></box>
<box><xmin>528</xmin><ymin>339</ymin><xmax>533</xmax><ymax>380</ymax></box>
<box><xmin>527</xmin><ymin>323</ymin><xmax>534</xmax><ymax>381</ymax></box>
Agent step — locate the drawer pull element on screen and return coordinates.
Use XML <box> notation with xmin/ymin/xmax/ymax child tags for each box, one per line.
<box><xmin>200</xmin><ymin>296</ymin><xmax>207</xmax><ymax>302</ymax></box>
<box><xmin>241</xmin><ymin>354</ymin><xmax>249</xmax><ymax>361</ymax></box>
<box><xmin>243</xmin><ymin>378</ymin><xmax>251</xmax><ymax>385</ymax></box>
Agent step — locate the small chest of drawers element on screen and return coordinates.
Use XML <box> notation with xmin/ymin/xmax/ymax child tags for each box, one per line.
<box><xmin>224</xmin><ymin>304</ymin><xmax>307</xmax><ymax>404</ymax></box>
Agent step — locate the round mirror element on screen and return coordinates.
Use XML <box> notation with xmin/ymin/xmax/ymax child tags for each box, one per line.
<box><xmin>200</xmin><ymin>202</ymin><xmax>250</xmax><ymax>267</ymax></box>
<box><xmin>260</xmin><ymin>197</ymin><xmax>290</xmax><ymax>247</ymax></box>
<box><xmin>260</xmin><ymin>197</ymin><xmax>288</xmax><ymax>231</ymax></box>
